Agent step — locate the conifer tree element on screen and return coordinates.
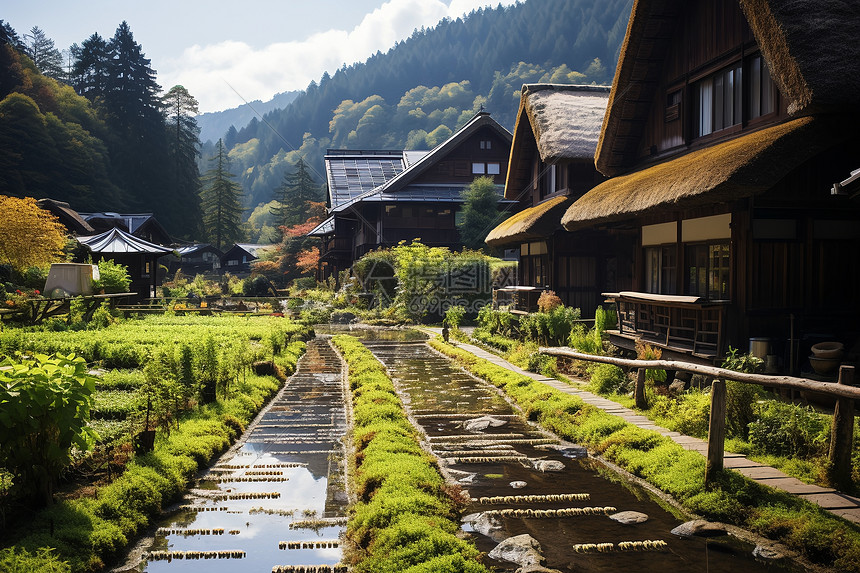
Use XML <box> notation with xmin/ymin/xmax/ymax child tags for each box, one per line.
<box><xmin>200</xmin><ymin>139</ymin><xmax>244</xmax><ymax>250</ymax></box>
<box><xmin>457</xmin><ymin>176</ymin><xmax>502</xmax><ymax>251</ymax></box>
<box><xmin>270</xmin><ymin>157</ymin><xmax>321</xmax><ymax>229</ymax></box>
<box><xmin>163</xmin><ymin>85</ymin><xmax>203</xmax><ymax>239</ymax></box>
<box><xmin>71</xmin><ymin>33</ymin><xmax>111</xmax><ymax>101</ymax></box>
<box><xmin>22</xmin><ymin>27</ymin><xmax>63</xmax><ymax>80</ymax></box>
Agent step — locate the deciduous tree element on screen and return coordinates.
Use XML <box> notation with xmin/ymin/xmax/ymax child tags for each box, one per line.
<box><xmin>0</xmin><ymin>195</ymin><xmax>67</xmax><ymax>272</ymax></box>
<box><xmin>457</xmin><ymin>176</ymin><xmax>502</xmax><ymax>250</ymax></box>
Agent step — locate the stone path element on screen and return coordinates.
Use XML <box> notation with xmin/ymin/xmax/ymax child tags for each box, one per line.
<box><xmin>427</xmin><ymin>329</ymin><xmax>860</xmax><ymax>525</ymax></box>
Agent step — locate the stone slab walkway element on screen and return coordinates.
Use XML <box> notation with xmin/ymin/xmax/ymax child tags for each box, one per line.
<box><xmin>426</xmin><ymin>329</ymin><xmax>860</xmax><ymax>525</ymax></box>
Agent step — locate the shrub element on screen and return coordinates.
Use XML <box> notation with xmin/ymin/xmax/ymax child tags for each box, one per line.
<box><xmin>587</xmin><ymin>362</ymin><xmax>627</xmax><ymax>394</ymax></box>
<box><xmin>569</xmin><ymin>323</ymin><xmax>604</xmax><ymax>355</ymax></box>
<box><xmin>0</xmin><ymin>546</ymin><xmax>71</xmax><ymax>573</ymax></box>
<box><xmin>444</xmin><ymin>305</ymin><xmax>466</xmax><ymax>329</ymax></box>
<box><xmin>537</xmin><ymin>290</ymin><xmax>562</xmax><ymax>313</ymax></box>
<box><xmin>748</xmin><ymin>401</ymin><xmax>828</xmax><ymax>458</ymax></box>
<box><xmin>92</xmin><ymin>260</ymin><xmax>130</xmax><ymax>293</ymax></box>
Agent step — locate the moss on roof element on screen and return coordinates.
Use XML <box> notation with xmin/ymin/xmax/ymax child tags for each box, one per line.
<box><xmin>486</xmin><ymin>195</ymin><xmax>571</xmax><ymax>247</ymax></box>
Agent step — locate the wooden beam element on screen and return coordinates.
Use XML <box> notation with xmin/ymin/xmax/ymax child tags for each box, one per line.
<box><xmin>539</xmin><ymin>347</ymin><xmax>860</xmax><ymax>400</ymax></box>
<box><xmin>634</xmin><ymin>368</ymin><xmax>648</xmax><ymax>409</ymax></box>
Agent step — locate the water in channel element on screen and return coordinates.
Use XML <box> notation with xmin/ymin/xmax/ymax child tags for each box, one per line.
<box><xmin>117</xmin><ymin>338</ymin><xmax>348</xmax><ymax>573</ymax></box>
<box><xmin>360</xmin><ymin>331</ymin><xmax>801</xmax><ymax>573</ymax></box>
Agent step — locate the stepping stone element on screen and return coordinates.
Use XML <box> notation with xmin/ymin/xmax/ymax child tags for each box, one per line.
<box><xmin>489</xmin><ymin>534</ymin><xmax>544</xmax><ymax>567</ymax></box>
<box><xmin>609</xmin><ymin>510</ymin><xmax>648</xmax><ymax>524</ymax></box>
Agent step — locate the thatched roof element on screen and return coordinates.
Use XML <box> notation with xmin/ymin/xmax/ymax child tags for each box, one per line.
<box><xmin>740</xmin><ymin>0</ymin><xmax>860</xmax><ymax>116</ymax></box>
<box><xmin>36</xmin><ymin>198</ymin><xmax>94</xmax><ymax>234</ymax></box>
<box><xmin>564</xmin><ymin>116</ymin><xmax>836</xmax><ymax>230</ymax></box>
<box><xmin>486</xmin><ymin>195</ymin><xmax>571</xmax><ymax>247</ymax></box>
<box><xmin>596</xmin><ymin>0</ymin><xmax>860</xmax><ymax>177</ymax></box>
<box><xmin>506</xmin><ymin>85</ymin><xmax>609</xmax><ymax>199</ymax></box>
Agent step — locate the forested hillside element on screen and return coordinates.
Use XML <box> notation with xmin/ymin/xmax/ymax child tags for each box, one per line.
<box><xmin>197</xmin><ymin>90</ymin><xmax>300</xmax><ymax>143</ymax></box>
<box><xmin>204</xmin><ymin>0</ymin><xmax>633</xmax><ymax>212</ymax></box>
<box><xmin>0</xmin><ymin>21</ymin><xmax>202</xmax><ymax>238</ymax></box>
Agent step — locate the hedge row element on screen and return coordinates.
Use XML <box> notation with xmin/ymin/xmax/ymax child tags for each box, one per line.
<box><xmin>429</xmin><ymin>338</ymin><xmax>860</xmax><ymax>572</ymax></box>
<box><xmin>6</xmin><ymin>340</ymin><xmax>306</xmax><ymax>572</ymax></box>
<box><xmin>332</xmin><ymin>335</ymin><xmax>489</xmax><ymax>573</ymax></box>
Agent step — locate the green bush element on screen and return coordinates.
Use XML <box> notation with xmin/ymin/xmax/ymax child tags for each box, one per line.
<box><xmin>587</xmin><ymin>362</ymin><xmax>627</xmax><ymax>394</ymax></box>
<box><xmin>0</xmin><ymin>546</ymin><xmax>71</xmax><ymax>573</ymax></box>
<box><xmin>748</xmin><ymin>401</ymin><xmax>828</xmax><ymax>458</ymax></box>
<box><xmin>92</xmin><ymin>260</ymin><xmax>130</xmax><ymax>293</ymax></box>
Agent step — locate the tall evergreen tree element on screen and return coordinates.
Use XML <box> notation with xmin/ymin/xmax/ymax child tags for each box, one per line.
<box><xmin>71</xmin><ymin>33</ymin><xmax>111</xmax><ymax>102</ymax></box>
<box><xmin>270</xmin><ymin>157</ymin><xmax>322</xmax><ymax>229</ymax></box>
<box><xmin>0</xmin><ymin>20</ymin><xmax>24</xmax><ymax>50</ymax></box>
<box><xmin>163</xmin><ymin>84</ymin><xmax>203</xmax><ymax>239</ymax></box>
<box><xmin>201</xmin><ymin>139</ymin><xmax>244</xmax><ymax>250</ymax></box>
<box><xmin>23</xmin><ymin>26</ymin><xmax>63</xmax><ymax>80</ymax></box>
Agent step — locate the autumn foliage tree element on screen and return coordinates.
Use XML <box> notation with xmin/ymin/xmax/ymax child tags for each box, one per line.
<box><xmin>0</xmin><ymin>195</ymin><xmax>66</xmax><ymax>272</ymax></box>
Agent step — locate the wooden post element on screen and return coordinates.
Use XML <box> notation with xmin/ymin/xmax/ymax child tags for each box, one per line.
<box><xmin>634</xmin><ymin>368</ymin><xmax>648</xmax><ymax>409</ymax></box>
<box><xmin>705</xmin><ymin>378</ymin><xmax>727</xmax><ymax>488</ymax></box>
<box><xmin>828</xmin><ymin>365</ymin><xmax>855</xmax><ymax>491</ymax></box>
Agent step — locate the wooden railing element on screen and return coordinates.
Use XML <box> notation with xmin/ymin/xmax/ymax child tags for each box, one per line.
<box><xmin>540</xmin><ymin>346</ymin><xmax>858</xmax><ymax>490</ymax></box>
<box><xmin>604</xmin><ymin>291</ymin><xmax>727</xmax><ymax>358</ymax></box>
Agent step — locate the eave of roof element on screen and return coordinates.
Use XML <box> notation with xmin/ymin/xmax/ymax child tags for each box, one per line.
<box><xmin>564</xmin><ymin>116</ymin><xmax>836</xmax><ymax>230</ymax></box>
<box><xmin>77</xmin><ymin>228</ymin><xmax>172</xmax><ymax>254</ymax></box>
<box><xmin>486</xmin><ymin>195</ymin><xmax>572</xmax><ymax>247</ymax></box>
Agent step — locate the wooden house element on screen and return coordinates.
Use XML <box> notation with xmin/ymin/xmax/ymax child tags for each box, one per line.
<box><xmin>486</xmin><ymin>85</ymin><xmax>632</xmax><ymax>314</ymax></box>
<box><xmin>560</xmin><ymin>0</ymin><xmax>860</xmax><ymax>369</ymax></box>
<box><xmin>77</xmin><ymin>228</ymin><xmax>172</xmax><ymax>300</ymax></box>
<box><xmin>309</xmin><ymin>111</ymin><xmax>513</xmax><ymax>280</ymax></box>
<box><xmin>221</xmin><ymin>243</ymin><xmax>273</xmax><ymax>275</ymax></box>
<box><xmin>36</xmin><ymin>198</ymin><xmax>95</xmax><ymax>235</ymax></box>
<box><xmin>163</xmin><ymin>243</ymin><xmax>223</xmax><ymax>275</ymax></box>
<box><xmin>79</xmin><ymin>212</ymin><xmax>172</xmax><ymax>246</ymax></box>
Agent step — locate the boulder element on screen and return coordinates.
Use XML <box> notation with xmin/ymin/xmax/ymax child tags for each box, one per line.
<box><xmin>463</xmin><ymin>512</ymin><xmax>505</xmax><ymax>541</ymax></box>
<box><xmin>464</xmin><ymin>416</ymin><xmax>509</xmax><ymax>432</ymax></box>
<box><xmin>753</xmin><ymin>544</ymin><xmax>785</xmax><ymax>561</ymax></box>
<box><xmin>609</xmin><ymin>510</ymin><xmax>649</xmax><ymax>525</ymax></box>
<box><xmin>671</xmin><ymin>519</ymin><xmax>727</xmax><ymax>538</ymax></box>
<box><xmin>516</xmin><ymin>566</ymin><xmax>564</xmax><ymax>573</ymax></box>
<box><xmin>488</xmin><ymin>534</ymin><xmax>544</xmax><ymax>567</ymax></box>
<box><xmin>532</xmin><ymin>459</ymin><xmax>565</xmax><ymax>472</ymax></box>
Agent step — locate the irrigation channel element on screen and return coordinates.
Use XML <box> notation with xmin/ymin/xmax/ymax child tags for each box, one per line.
<box><xmin>350</xmin><ymin>326</ymin><xmax>802</xmax><ymax>573</ymax></box>
<box><xmin>118</xmin><ymin>326</ymin><xmax>803</xmax><ymax>573</ymax></box>
<box><xmin>117</xmin><ymin>337</ymin><xmax>350</xmax><ymax>573</ymax></box>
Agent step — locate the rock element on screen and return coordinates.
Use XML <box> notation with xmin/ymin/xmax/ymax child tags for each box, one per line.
<box><xmin>329</xmin><ymin>310</ymin><xmax>356</xmax><ymax>324</ymax></box>
<box><xmin>609</xmin><ymin>511</ymin><xmax>649</xmax><ymax>525</ymax></box>
<box><xmin>668</xmin><ymin>378</ymin><xmax>688</xmax><ymax>395</ymax></box>
<box><xmin>753</xmin><ymin>544</ymin><xmax>785</xmax><ymax>561</ymax></box>
<box><xmin>464</xmin><ymin>416</ymin><xmax>508</xmax><ymax>432</ymax></box>
<box><xmin>509</xmin><ymin>480</ymin><xmax>528</xmax><ymax>489</ymax></box>
<box><xmin>458</xmin><ymin>473</ymin><xmax>477</xmax><ymax>484</ymax></box>
<box><xmin>532</xmin><ymin>459</ymin><xmax>565</xmax><ymax>472</ymax></box>
<box><xmin>516</xmin><ymin>566</ymin><xmax>563</xmax><ymax>573</ymax></box>
<box><xmin>464</xmin><ymin>512</ymin><xmax>505</xmax><ymax>541</ymax></box>
<box><xmin>553</xmin><ymin>445</ymin><xmax>588</xmax><ymax>458</ymax></box>
<box><xmin>671</xmin><ymin>520</ymin><xmax>727</xmax><ymax>538</ymax></box>
<box><xmin>488</xmin><ymin>534</ymin><xmax>544</xmax><ymax>567</ymax></box>
<box><xmin>252</xmin><ymin>360</ymin><xmax>285</xmax><ymax>381</ymax></box>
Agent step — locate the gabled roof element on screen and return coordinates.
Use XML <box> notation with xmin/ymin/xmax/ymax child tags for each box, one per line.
<box><xmin>308</xmin><ymin>216</ymin><xmax>335</xmax><ymax>237</ymax></box>
<box><xmin>328</xmin><ymin>112</ymin><xmax>513</xmax><ymax>214</ymax></box>
<box><xmin>374</xmin><ymin>111</ymin><xmax>512</xmax><ymax>196</ymax></box>
<box><xmin>223</xmin><ymin>243</ymin><xmax>273</xmax><ymax>259</ymax></box>
<box><xmin>36</xmin><ymin>198</ymin><xmax>94</xmax><ymax>234</ymax></box>
<box><xmin>77</xmin><ymin>228</ymin><xmax>172</xmax><ymax>254</ymax></box>
<box><xmin>79</xmin><ymin>212</ymin><xmax>172</xmax><ymax>244</ymax></box>
<box><xmin>174</xmin><ymin>243</ymin><xmax>223</xmax><ymax>257</ymax></box>
<box><xmin>596</xmin><ymin>0</ymin><xmax>860</xmax><ymax>177</ymax></box>
<box><xmin>506</xmin><ymin>84</ymin><xmax>610</xmax><ymax>199</ymax></box>
<box><xmin>325</xmin><ymin>150</ymin><xmax>405</xmax><ymax>210</ymax></box>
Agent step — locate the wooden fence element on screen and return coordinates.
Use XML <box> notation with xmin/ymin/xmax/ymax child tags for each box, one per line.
<box><xmin>540</xmin><ymin>347</ymin><xmax>858</xmax><ymax>490</ymax></box>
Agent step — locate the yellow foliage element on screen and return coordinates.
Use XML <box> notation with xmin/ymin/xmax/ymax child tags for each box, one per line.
<box><xmin>0</xmin><ymin>195</ymin><xmax>67</xmax><ymax>272</ymax></box>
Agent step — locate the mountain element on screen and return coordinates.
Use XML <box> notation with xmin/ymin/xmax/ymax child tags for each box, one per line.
<box><xmin>202</xmin><ymin>0</ymin><xmax>634</xmax><ymax>214</ymax></box>
<box><xmin>197</xmin><ymin>90</ymin><xmax>300</xmax><ymax>143</ymax></box>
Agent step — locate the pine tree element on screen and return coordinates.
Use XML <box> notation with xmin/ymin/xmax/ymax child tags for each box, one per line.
<box><xmin>163</xmin><ymin>85</ymin><xmax>203</xmax><ymax>239</ymax></box>
<box><xmin>269</xmin><ymin>157</ymin><xmax>321</xmax><ymax>229</ymax></box>
<box><xmin>23</xmin><ymin>26</ymin><xmax>64</xmax><ymax>80</ymax></box>
<box><xmin>71</xmin><ymin>33</ymin><xmax>111</xmax><ymax>101</ymax></box>
<box><xmin>201</xmin><ymin>139</ymin><xmax>244</xmax><ymax>250</ymax></box>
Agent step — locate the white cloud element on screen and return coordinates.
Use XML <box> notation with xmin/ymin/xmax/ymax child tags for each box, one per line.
<box><xmin>160</xmin><ymin>0</ymin><xmax>516</xmax><ymax>112</ymax></box>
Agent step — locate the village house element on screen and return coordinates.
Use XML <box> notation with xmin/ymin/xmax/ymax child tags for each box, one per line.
<box><xmin>559</xmin><ymin>0</ymin><xmax>860</xmax><ymax>371</ymax></box>
<box><xmin>485</xmin><ymin>84</ymin><xmax>631</xmax><ymax>314</ymax></box>
<box><xmin>309</xmin><ymin>111</ymin><xmax>513</xmax><ymax>281</ymax></box>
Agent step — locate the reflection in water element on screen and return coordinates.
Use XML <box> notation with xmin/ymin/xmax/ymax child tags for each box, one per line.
<box><xmin>367</xmin><ymin>340</ymin><xmax>800</xmax><ymax>573</ymax></box>
<box><xmin>126</xmin><ymin>339</ymin><xmax>348</xmax><ymax>573</ymax></box>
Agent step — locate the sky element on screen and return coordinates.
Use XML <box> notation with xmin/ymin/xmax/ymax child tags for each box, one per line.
<box><xmin>5</xmin><ymin>0</ymin><xmax>518</xmax><ymax>113</ymax></box>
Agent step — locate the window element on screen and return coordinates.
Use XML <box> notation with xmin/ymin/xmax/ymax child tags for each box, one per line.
<box><xmin>644</xmin><ymin>246</ymin><xmax>677</xmax><ymax>294</ymax></box>
<box><xmin>487</xmin><ymin>162</ymin><xmax>500</xmax><ymax>175</ymax></box>
<box><xmin>694</xmin><ymin>63</ymin><xmax>742</xmax><ymax>137</ymax></box>
<box><xmin>480</xmin><ymin>140</ymin><xmax>492</xmax><ymax>150</ymax></box>
<box><xmin>539</xmin><ymin>164</ymin><xmax>558</xmax><ymax>199</ymax></box>
<box><xmin>685</xmin><ymin>242</ymin><xmax>729</xmax><ymax>300</ymax></box>
<box><xmin>472</xmin><ymin>163</ymin><xmax>485</xmax><ymax>174</ymax></box>
<box><xmin>749</xmin><ymin>55</ymin><xmax>776</xmax><ymax>119</ymax></box>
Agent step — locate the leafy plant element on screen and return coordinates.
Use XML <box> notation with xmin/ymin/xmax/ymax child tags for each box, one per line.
<box><xmin>444</xmin><ymin>305</ymin><xmax>465</xmax><ymax>329</ymax></box>
<box><xmin>748</xmin><ymin>401</ymin><xmax>828</xmax><ymax>458</ymax></box>
<box><xmin>0</xmin><ymin>353</ymin><xmax>98</xmax><ymax>506</ymax></box>
<box><xmin>721</xmin><ymin>346</ymin><xmax>766</xmax><ymax>439</ymax></box>
<box><xmin>537</xmin><ymin>290</ymin><xmax>562</xmax><ymax>313</ymax></box>
<box><xmin>91</xmin><ymin>260</ymin><xmax>131</xmax><ymax>294</ymax></box>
